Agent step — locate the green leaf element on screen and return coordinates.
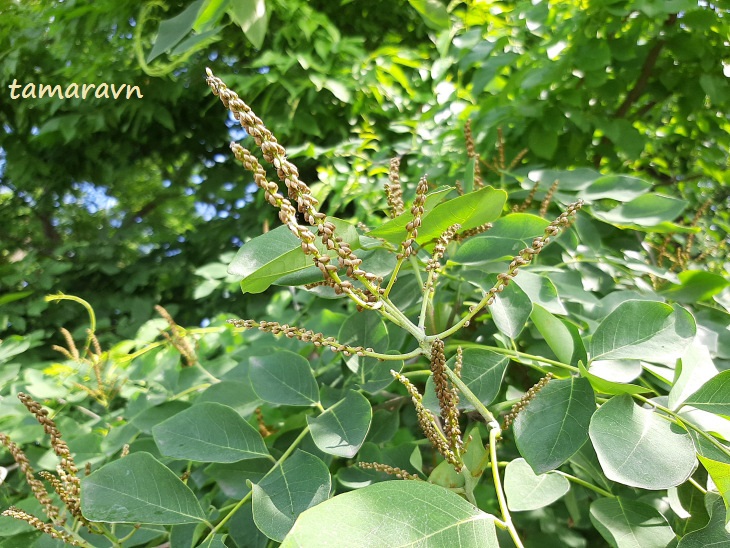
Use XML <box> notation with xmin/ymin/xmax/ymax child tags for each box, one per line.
<box><xmin>0</xmin><ymin>290</ymin><xmax>33</xmax><ymax>306</ymax></box>
<box><xmin>252</xmin><ymin>450</ymin><xmax>331</xmax><ymax>542</ymax></box>
<box><xmin>367</xmin><ymin>187</ymin><xmax>451</xmax><ymax>242</ymax></box>
<box><xmin>669</xmin><ymin>342</ymin><xmax>717</xmax><ymax>410</ymax></box>
<box><xmin>193</xmin><ymin>0</ymin><xmax>230</xmax><ymax>32</ymax></box>
<box><xmin>513</xmin><ymin>272</ymin><xmax>567</xmax><ymax>315</ymax></box>
<box><xmin>531</xmin><ymin>303</ymin><xmax>587</xmax><ymax>365</ymax></box>
<box><xmin>578</xmin><ymin>175</ymin><xmax>652</xmax><ymax>201</ymax></box>
<box><xmin>593</xmin><ymin>193</ymin><xmax>687</xmax><ymax>228</ymax></box>
<box><xmin>514</xmin><ymin>377</ymin><xmax>595</xmax><ymax>474</ymax></box>
<box><xmin>491</xmin><ymin>280</ymin><xmax>532</xmax><ymax>338</ymax></box>
<box><xmin>677</xmin><ymin>496</ymin><xmax>730</xmax><ymax>547</ymax></box>
<box><xmin>578</xmin><ymin>360</ymin><xmax>648</xmax><ymax>395</ymax></box>
<box><xmin>229</xmin><ymin>219</ymin><xmax>358</xmax><ymax>294</ymax></box>
<box><xmin>370</xmin><ymin>186</ymin><xmax>506</xmax><ymax>246</ymax></box>
<box><xmin>281</xmin><ymin>480</ymin><xmax>498</xmax><ymax>547</ymax></box>
<box><xmin>200</xmin><ymin>534</ymin><xmax>228</xmax><ymax>548</ymax></box>
<box><xmin>147</xmin><ymin>0</ymin><xmax>205</xmax><ymax>63</ymax></box>
<box><xmin>407</xmin><ymin>0</ymin><xmax>450</xmax><ymax>30</ymax></box>
<box><xmin>527</xmin><ymin>168</ymin><xmax>600</xmax><ymax>191</ymax></box>
<box><xmin>697</xmin><ymin>455</ymin><xmax>730</xmax><ymax>524</ymax></box>
<box><xmin>528</xmin><ymin>124</ymin><xmax>558</xmax><ymax>160</ymax></box>
<box><xmin>152</xmin><ymin>402</ymin><xmax>269</xmax><ymax>463</ymax></box>
<box><xmin>307</xmin><ymin>390</ymin><xmax>371</xmax><ymax>458</ymax></box>
<box><xmin>590</xmin><ymin>497</ymin><xmax>675</xmax><ymax>548</ymax></box>
<box><xmin>660</xmin><ymin>270</ymin><xmax>730</xmax><ymax>303</ymax></box>
<box><xmin>228</xmin><ymin>0</ymin><xmax>268</xmax><ymax>50</ymax></box>
<box><xmin>589</xmin><ymin>300</ymin><xmax>696</xmax><ymax>363</ymax></box>
<box><xmin>81</xmin><ymin>452</ymin><xmax>207</xmax><ymax>524</ymax></box>
<box><xmin>504</xmin><ymin>458</ymin><xmax>570</xmax><ymax>511</ymax></box>
<box><xmin>587</xmin><ymin>359</ymin><xmax>642</xmax><ymax>384</ymax></box>
<box><xmin>338</xmin><ymin>312</ymin><xmax>388</xmax><ymax>374</ymax></box>
<box><xmin>454</xmin><ymin>348</ymin><xmax>510</xmax><ymax>409</ymax></box>
<box><xmin>589</xmin><ymin>395</ymin><xmax>697</xmax><ymax>489</ymax></box>
<box><xmin>249</xmin><ymin>350</ymin><xmax>319</xmax><ymax>406</ymax></box>
<box><xmin>683</xmin><ymin>370</ymin><xmax>730</xmax><ymax>417</ymax></box>
<box><xmin>197</xmin><ymin>380</ymin><xmax>262</xmax><ymax>417</ymax></box>
<box><xmin>452</xmin><ymin>214</ymin><xmax>550</xmax><ymax>265</ymax></box>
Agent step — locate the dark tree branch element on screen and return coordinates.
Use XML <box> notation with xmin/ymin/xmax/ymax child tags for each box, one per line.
<box><xmin>593</xmin><ymin>14</ymin><xmax>678</xmax><ymax>168</ymax></box>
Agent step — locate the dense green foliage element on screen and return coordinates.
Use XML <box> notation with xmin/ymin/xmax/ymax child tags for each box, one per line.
<box><xmin>1</xmin><ymin>0</ymin><xmax>729</xmax><ymax>547</ymax></box>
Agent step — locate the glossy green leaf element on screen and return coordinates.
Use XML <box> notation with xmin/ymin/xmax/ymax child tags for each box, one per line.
<box><xmin>252</xmin><ymin>450</ymin><xmax>331</xmax><ymax>542</ymax></box>
<box><xmin>357</xmin><ymin>352</ymin><xmax>403</xmax><ymax>394</ymax></box>
<box><xmin>491</xmin><ymin>280</ymin><xmax>532</xmax><ymax>338</ymax></box>
<box><xmin>338</xmin><ymin>312</ymin><xmax>388</xmax><ymax>374</ymax></box>
<box><xmin>527</xmin><ymin>168</ymin><xmax>600</xmax><ymax>191</ymax></box>
<box><xmin>452</xmin><ymin>213</ymin><xmax>549</xmax><ymax>265</ymax></box>
<box><xmin>229</xmin><ymin>219</ymin><xmax>358</xmax><ymax>294</ymax></box>
<box><xmin>513</xmin><ymin>272</ymin><xmax>567</xmax><ymax>315</ymax></box>
<box><xmin>588</xmin><ymin>300</ymin><xmax>696</xmax><ymax>363</ymax></box>
<box><xmin>669</xmin><ymin>481</ymin><xmax>711</xmax><ymax>536</ymax></box>
<box><xmin>578</xmin><ymin>175</ymin><xmax>652</xmax><ymax>201</ymax></box>
<box><xmin>588</xmin><ymin>359</ymin><xmax>642</xmax><ymax>383</ymax></box>
<box><xmin>366</xmin><ymin>187</ymin><xmax>451</xmax><ymax>243</ymax></box>
<box><xmin>593</xmin><ymin>193</ymin><xmax>687</xmax><ymax>228</ymax></box>
<box><xmin>407</xmin><ymin>0</ymin><xmax>450</xmax><ymax>30</ymax></box>
<box><xmin>228</xmin><ymin>0</ymin><xmax>268</xmax><ymax>49</ymax></box>
<box><xmin>677</xmin><ymin>496</ymin><xmax>730</xmax><ymax>547</ymax></box>
<box><xmin>683</xmin><ymin>370</ymin><xmax>730</xmax><ymax>417</ymax></box>
<box><xmin>590</xmin><ymin>497</ymin><xmax>675</xmax><ymax>548</ymax></box>
<box><xmin>249</xmin><ymin>350</ymin><xmax>319</xmax><ymax>406</ymax></box>
<box><xmin>698</xmin><ymin>455</ymin><xmax>730</xmax><ymax>522</ymax></box>
<box><xmin>531</xmin><ymin>303</ymin><xmax>587</xmax><ymax>365</ymax></box>
<box><xmin>589</xmin><ymin>395</ymin><xmax>697</xmax><ymax>489</ymax></box>
<box><xmin>205</xmin><ymin>458</ymin><xmax>270</xmax><ymax>499</ymax></box>
<box><xmin>281</xmin><ymin>480</ymin><xmax>498</xmax><ymax>547</ymax></box>
<box><xmin>514</xmin><ymin>377</ymin><xmax>595</xmax><ymax>474</ymax></box>
<box><xmin>147</xmin><ymin>0</ymin><xmax>205</xmax><ymax>62</ymax></box>
<box><xmin>660</xmin><ymin>270</ymin><xmax>730</xmax><ymax>303</ymax></box>
<box><xmin>370</xmin><ymin>186</ymin><xmax>506</xmax><ymax>246</ymax></box>
<box><xmin>578</xmin><ymin>361</ymin><xmax>648</xmax><ymax>395</ymax></box>
<box><xmin>504</xmin><ymin>458</ymin><xmax>570</xmax><ymax>512</ymax></box>
<box><xmin>152</xmin><ymin>402</ymin><xmax>269</xmax><ymax>462</ymax></box>
<box><xmin>131</xmin><ymin>401</ymin><xmax>191</xmax><ymax>434</ymax></box>
<box><xmin>197</xmin><ymin>380</ymin><xmax>262</xmax><ymax>417</ymax></box>
<box><xmin>193</xmin><ymin>0</ymin><xmax>229</xmax><ymax>32</ymax></box>
<box><xmin>307</xmin><ymin>390</ymin><xmax>371</xmax><ymax>458</ymax></box>
<box><xmin>669</xmin><ymin>342</ymin><xmax>718</xmax><ymax>410</ymax></box>
<box><xmin>528</xmin><ymin>124</ymin><xmax>558</xmax><ymax>159</ymax></box>
<box><xmin>0</xmin><ymin>290</ymin><xmax>32</xmax><ymax>306</ymax></box>
<box><xmin>81</xmin><ymin>452</ymin><xmax>207</xmax><ymax>524</ymax></box>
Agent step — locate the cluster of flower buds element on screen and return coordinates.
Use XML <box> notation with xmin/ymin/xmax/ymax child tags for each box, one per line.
<box><xmin>392</xmin><ymin>369</ymin><xmax>462</xmax><ymax>471</ymax></box>
<box><xmin>155</xmin><ymin>305</ymin><xmax>196</xmax><ymax>366</ymax></box>
<box><xmin>539</xmin><ymin>179</ymin><xmax>560</xmax><ymax>217</ymax></box>
<box><xmin>358</xmin><ymin>461</ymin><xmax>420</xmax><ymax>480</ymax></box>
<box><xmin>454</xmin><ymin>222</ymin><xmax>492</xmax><ymax>242</ymax></box>
<box><xmin>464</xmin><ymin>120</ymin><xmax>484</xmax><ymax>190</ymax></box>
<box><xmin>206</xmin><ymin>68</ymin><xmax>381</xmax><ymax>308</ymax></box>
<box><xmin>430</xmin><ymin>339</ymin><xmax>463</xmax><ymax>453</ymax></box>
<box><xmin>0</xmin><ymin>393</ymin><xmax>101</xmax><ymax>545</ymax></box>
<box><xmin>398</xmin><ymin>176</ymin><xmax>429</xmax><ymax>259</ymax></box>
<box><xmin>17</xmin><ymin>393</ymin><xmax>83</xmax><ymax>522</ymax></box>
<box><xmin>503</xmin><ymin>373</ymin><xmax>554</xmax><ymax>428</ymax></box>
<box><xmin>385</xmin><ymin>157</ymin><xmax>405</xmax><ymax>218</ymax></box>
<box><xmin>226</xmin><ymin>319</ymin><xmax>375</xmax><ymax>358</ymax></box>
<box><xmin>478</xmin><ymin>200</ymin><xmax>583</xmax><ymax>309</ymax></box>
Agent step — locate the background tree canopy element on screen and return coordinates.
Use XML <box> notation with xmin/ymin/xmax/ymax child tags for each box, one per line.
<box><xmin>1</xmin><ymin>0</ymin><xmax>727</xmax><ymax>351</ymax></box>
